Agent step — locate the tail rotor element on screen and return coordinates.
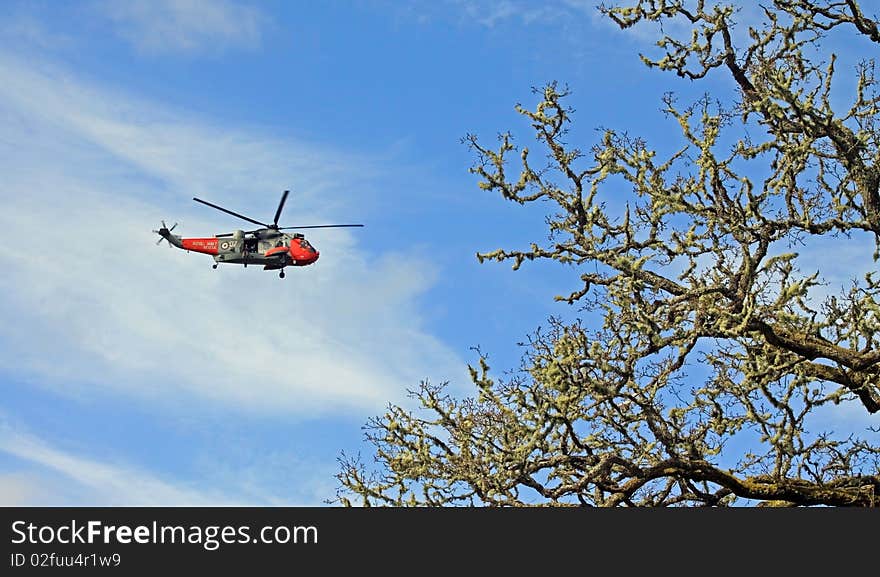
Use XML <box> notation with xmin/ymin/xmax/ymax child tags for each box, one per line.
<box><xmin>153</xmin><ymin>220</ymin><xmax>178</xmax><ymax>247</ymax></box>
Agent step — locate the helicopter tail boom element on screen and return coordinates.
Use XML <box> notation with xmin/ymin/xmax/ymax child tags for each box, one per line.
<box><xmin>153</xmin><ymin>222</ymin><xmax>218</xmax><ymax>254</ymax></box>
<box><xmin>180</xmin><ymin>237</ymin><xmax>219</xmax><ymax>255</ymax></box>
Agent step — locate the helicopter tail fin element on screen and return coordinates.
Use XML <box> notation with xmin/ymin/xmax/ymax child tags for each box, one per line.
<box><xmin>153</xmin><ymin>221</ymin><xmax>184</xmax><ymax>249</ymax></box>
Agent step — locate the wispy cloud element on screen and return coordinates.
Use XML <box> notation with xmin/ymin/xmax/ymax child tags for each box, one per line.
<box><xmin>0</xmin><ymin>52</ymin><xmax>466</xmax><ymax>417</ymax></box>
<box><xmin>0</xmin><ymin>423</ymin><xmax>244</xmax><ymax>506</ymax></box>
<box><xmin>93</xmin><ymin>0</ymin><xmax>266</xmax><ymax>56</ymax></box>
<box><xmin>452</xmin><ymin>0</ymin><xmax>586</xmax><ymax>28</ymax></box>
<box><xmin>391</xmin><ymin>0</ymin><xmax>591</xmax><ymax>29</ymax></box>
<box><xmin>0</xmin><ymin>12</ymin><xmax>75</xmax><ymax>52</ymax></box>
<box><xmin>0</xmin><ymin>473</ymin><xmax>44</xmax><ymax>507</ymax></box>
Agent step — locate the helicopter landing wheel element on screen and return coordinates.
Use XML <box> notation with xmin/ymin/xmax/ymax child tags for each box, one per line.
<box><xmin>212</xmin><ymin>264</ymin><xmax>218</xmax><ymax>269</ymax></box>
<box><xmin>279</xmin><ymin>271</ymin><xmax>286</xmax><ymax>279</ymax></box>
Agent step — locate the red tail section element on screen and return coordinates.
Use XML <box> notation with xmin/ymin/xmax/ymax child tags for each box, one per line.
<box><xmin>181</xmin><ymin>238</ymin><xmax>219</xmax><ymax>255</ymax></box>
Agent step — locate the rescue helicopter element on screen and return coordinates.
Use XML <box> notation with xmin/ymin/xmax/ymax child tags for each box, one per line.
<box><xmin>153</xmin><ymin>190</ymin><xmax>363</xmax><ymax>278</ymax></box>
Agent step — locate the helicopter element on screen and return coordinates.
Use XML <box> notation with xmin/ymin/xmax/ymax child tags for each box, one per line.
<box><xmin>154</xmin><ymin>190</ymin><xmax>363</xmax><ymax>278</ymax></box>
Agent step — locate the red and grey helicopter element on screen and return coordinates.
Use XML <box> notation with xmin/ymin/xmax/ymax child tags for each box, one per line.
<box><xmin>154</xmin><ymin>190</ymin><xmax>363</xmax><ymax>278</ymax></box>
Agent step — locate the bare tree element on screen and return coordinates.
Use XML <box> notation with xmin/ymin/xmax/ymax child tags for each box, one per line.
<box><xmin>334</xmin><ymin>1</ymin><xmax>880</xmax><ymax>506</ymax></box>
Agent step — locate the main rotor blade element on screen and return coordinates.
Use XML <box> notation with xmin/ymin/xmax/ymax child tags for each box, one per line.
<box><xmin>278</xmin><ymin>224</ymin><xmax>365</xmax><ymax>230</ymax></box>
<box><xmin>193</xmin><ymin>197</ymin><xmax>267</xmax><ymax>228</ymax></box>
<box><xmin>272</xmin><ymin>190</ymin><xmax>289</xmax><ymax>228</ymax></box>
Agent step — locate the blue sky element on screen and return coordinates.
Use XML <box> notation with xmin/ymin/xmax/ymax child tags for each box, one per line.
<box><xmin>1</xmin><ymin>0</ymin><xmax>875</xmax><ymax>506</ymax></box>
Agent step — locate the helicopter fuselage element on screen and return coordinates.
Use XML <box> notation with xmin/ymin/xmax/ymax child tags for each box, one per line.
<box><xmin>163</xmin><ymin>229</ymin><xmax>319</xmax><ymax>269</ymax></box>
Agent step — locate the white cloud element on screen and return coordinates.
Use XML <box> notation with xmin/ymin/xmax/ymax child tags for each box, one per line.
<box><xmin>452</xmin><ymin>0</ymin><xmax>580</xmax><ymax>27</ymax></box>
<box><xmin>95</xmin><ymin>0</ymin><xmax>266</xmax><ymax>56</ymax></box>
<box><xmin>0</xmin><ymin>424</ymin><xmax>245</xmax><ymax>506</ymax></box>
<box><xmin>457</xmin><ymin>0</ymin><xmax>518</xmax><ymax>27</ymax></box>
<box><xmin>392</xmin><ymin>0</ymin><xmax>588</xmax><ymax>29</ymax></box>
<box><xmin>0</xmin><ymin>13</ymin><xmax>75</xmax><ymax>52</ymax></box>
<box><xmin>0</xmin><ymin>473</ymin><xmax>44</xmax><ymax>506</ymax></box>
<box><xmin>196</xmin><ymin>446</ymin><xmax>339</xmax><ymax>506</ymax></box>
<box><xmin>0</xmin><ymin>52</ymin><xmax>467</xmax><ymax>417</ymax></box>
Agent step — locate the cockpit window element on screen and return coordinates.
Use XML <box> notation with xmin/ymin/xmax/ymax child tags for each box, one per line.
<box><xmin>301</xmin><ymin>239</ymin><xmax>316</xmax><ymax>253</ymax></box>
